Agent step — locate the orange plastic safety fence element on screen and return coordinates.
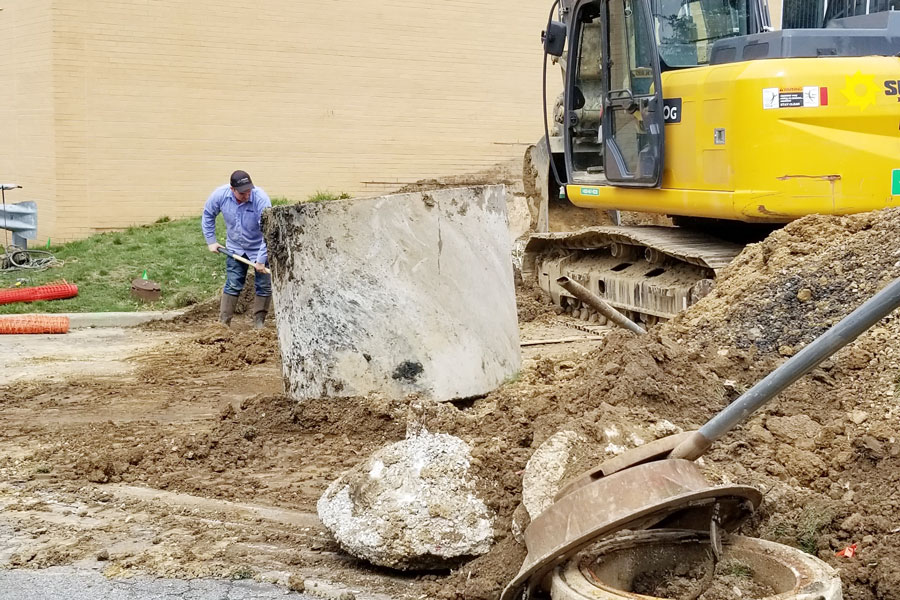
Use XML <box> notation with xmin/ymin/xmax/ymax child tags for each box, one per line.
<box><xmin>0</xmin><ymin>315</ymin><xmax>70</xmax><ymax>334</ymax></box>
<box><xmin>0</xmin><ymin>282</ymin><xmax>79</xmax><ymax>305</ymax></box>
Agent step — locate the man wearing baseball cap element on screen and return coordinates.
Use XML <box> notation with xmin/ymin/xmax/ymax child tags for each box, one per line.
<box><xmin>201</xmin><ymin>170</ymin><xmax>273</xmax><ymax>329</ymax></box>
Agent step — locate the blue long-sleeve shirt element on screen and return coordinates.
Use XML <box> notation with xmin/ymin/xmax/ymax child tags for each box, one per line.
<box><xmin>201</xmin><ymin>184</ymin><xmax>271</xmax><ymax>265</ymax></box>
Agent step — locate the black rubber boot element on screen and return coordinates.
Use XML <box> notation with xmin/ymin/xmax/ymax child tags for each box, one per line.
<box><xmin>220</xmin><ymin>293</ymin><xmax>239</xmax><ymax>326</ymax></box>
<box><xmin>253</xmin><ymin>295</ymin><xmax>272</xmax><ymax>330</ymax></box>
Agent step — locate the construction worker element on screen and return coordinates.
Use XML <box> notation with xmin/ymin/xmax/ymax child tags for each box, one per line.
<box><xmin>202</xmin><ymin>170</ymin><xmax>272</xmax><ymax>329</ymax></box>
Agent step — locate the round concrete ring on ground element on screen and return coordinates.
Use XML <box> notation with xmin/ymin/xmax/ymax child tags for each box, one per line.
<box><xmin>550</xmin><ymin>530</ymin><xmax>841</xmax><ymax>600</ymax></box>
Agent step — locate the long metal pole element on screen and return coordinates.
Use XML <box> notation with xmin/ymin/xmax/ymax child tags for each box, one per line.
<box><xmin>556</xmin><ymin>276</ymin><xmax>646</xmax><ymax>335</ymax></box>
<box><xmin>671</xmin><ymin>276</ymin><xmax>900</xmax><ymax>460</ymax></box>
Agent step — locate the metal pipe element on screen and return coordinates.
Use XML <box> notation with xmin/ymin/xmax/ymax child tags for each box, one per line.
<box><xmin>671</xmin><ymin>276</ymin><xmax>900</xmax><ymax>461</ymax></box>
<box><xmin>556</xmin><ymin>276</ymin><xmax>646</xmax><ymax>335</ymax></box>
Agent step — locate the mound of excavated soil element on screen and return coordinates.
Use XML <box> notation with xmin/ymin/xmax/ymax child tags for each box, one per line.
<box><xmin>394</xmin><ymin>159</ymin><xmax>526</xmax><ymax>197</ymax></box>
<box><xmin>138</xmin><ymin>326</ymin><xmax>280</xmax><ymax>383</ymax></box>
<box><xmin>671</xmin><ymin>209</ymin><xmax>900</xmax><ymax>355</ymax></box>
<box><xmin>660</xmin><ymin>209</ymin><xmax>900</xmax><ymax>600</ymax></box>
<box><xmin>515</xmin><ymin>280</ymin><xmax>556</xmax><ymax>324</ymax></box>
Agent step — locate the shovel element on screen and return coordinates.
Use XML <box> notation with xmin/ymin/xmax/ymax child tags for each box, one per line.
<box><xmin>216</xmin><ymin>246</ymin><xmax>271</xmax><ymax>275</ymax></box>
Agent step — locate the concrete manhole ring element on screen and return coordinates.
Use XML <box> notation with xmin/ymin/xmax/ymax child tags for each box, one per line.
<box><xmin>550</xmin><ymin>530</ymin><xmax>842</xmax><ymax>600</ymax></box>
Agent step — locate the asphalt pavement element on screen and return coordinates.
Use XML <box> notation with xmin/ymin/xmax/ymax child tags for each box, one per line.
<box><xmin>0</xmin><ymin>567</ymin><xmax>317</xmax><ymax>600</ymax></box>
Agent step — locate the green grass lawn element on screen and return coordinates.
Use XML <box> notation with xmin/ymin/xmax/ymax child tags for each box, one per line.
<box><xmin>0</xmin><ymin>217</ymin><xmax>227</xmax><ymax>314</ymax></box>
<box><xmin>0</xmin><ymin>191</ymin><xmax>348</xmax><ymax>314</ymax></box>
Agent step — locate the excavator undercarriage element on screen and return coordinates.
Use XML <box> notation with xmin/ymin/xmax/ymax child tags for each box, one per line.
<box><xmin>524</xmin><ymin>226</ymin><xmax>742</xmax><ymax>325</ymax></box>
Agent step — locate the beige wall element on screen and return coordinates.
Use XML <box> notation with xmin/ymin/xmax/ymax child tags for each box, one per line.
<box><xmin>0</xmin><ymin>1</ymin><xmax>58</xmax><ymax>242</ymax></box>
<box><xmin>0</xmin><ymin>0</ymin><xmax>551</xmax><ymax>242</ymax></box>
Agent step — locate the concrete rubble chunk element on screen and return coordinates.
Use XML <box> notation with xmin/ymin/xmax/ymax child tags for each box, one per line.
<box><xmin>316</xmin><ymin>430</ymin><xmax>494</xmax><ymax>570</ymax></box>
<box><xmin>263</xmin><ymin>185</ymin><xmax>521</xmax><ymax>403</ymax></box>
<box><xmin>522</xmin><ymin>430</ymin><xmax>581</xmax><ymax>520</ymax></box>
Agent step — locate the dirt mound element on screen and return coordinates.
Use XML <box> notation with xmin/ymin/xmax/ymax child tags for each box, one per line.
<box><xmin>67</xmin><ymin>394</ymin><xmax>364</xmax><ymax>497</ymax></box>
<box><xmin>152</xmin><ymin>271</ymin><xmax>263</xmax><ymax>327</ymax></box>
<box><xmin>515</xmin><ymin>279</ymin><xmax>556</xmax><ymax>324</ymax></box>
<box><xmin>170</xmin><ymin>295</ymin><xmax>220</xmax><ymax>324</ymax></box>
<box><xmin>138</xmin><ymin>326</ymin><xmax>280</xmax><ymax>383</ymax></box>
<box><xmin>192</xmin><ymin>326</ymin><xmax>281</xmax><ymax>369</ymax></box>
<box><xmin>394</xmin><ymin>159</ymin><xmax>525</xmax><ymax>196</ymax></box>
<box><xmin>671</xmin><ymin>209</ymin><xmax>900</xmax><ymax>354</ymax></box>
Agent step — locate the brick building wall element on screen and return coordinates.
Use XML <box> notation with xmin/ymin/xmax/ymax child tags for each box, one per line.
<box><xmin>0</xmin><ymin>1</ymin><xmax>551</xmax><ymax>242</ymax></box>
<box><xmin>0</xmin><ymin>2</ymin><xmax>58</xmax><ymax>242</ymax></box>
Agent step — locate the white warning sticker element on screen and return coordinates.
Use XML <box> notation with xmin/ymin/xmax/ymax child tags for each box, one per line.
<box><xmin>763</xmin><ymin>86</ymin><xmax>828</xmax><ymax>109</ymax></box>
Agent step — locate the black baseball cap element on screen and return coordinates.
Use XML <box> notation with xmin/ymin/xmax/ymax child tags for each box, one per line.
<box><xmin>230</xmin><ymin>170</ymin><xmax>254</xmax><ymax>193</ymax></box>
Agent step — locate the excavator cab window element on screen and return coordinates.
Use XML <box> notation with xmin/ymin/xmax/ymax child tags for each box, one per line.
<box><xmin>653</xmin><ymin>0</ymin><xmax>751</xmax><ymax>67</ymax></box>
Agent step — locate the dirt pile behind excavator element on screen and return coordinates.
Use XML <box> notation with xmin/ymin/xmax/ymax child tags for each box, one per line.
<box><xmin>670</xmin><ymin>209</ymin><xmax>900</xmax><ymax>355</ymax></box>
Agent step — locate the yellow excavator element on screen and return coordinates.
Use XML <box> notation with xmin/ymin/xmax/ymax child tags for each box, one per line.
<box><xmin>525</xmin><ymin>0</ymin><xmax>900</xmax><ymax>325</ymax></box>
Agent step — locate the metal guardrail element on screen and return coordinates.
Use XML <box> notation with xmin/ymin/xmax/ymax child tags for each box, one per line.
<box><xmin>0</xmin><ymin>184</ymin><xmax>37</xmax><ymax>249</ymax></box>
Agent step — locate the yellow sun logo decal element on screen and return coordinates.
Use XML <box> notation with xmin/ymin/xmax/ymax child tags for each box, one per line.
<box><xmin>840</xmin><ymin>71</ymin><xmax>879</xmax><ymax>110</ymax></box>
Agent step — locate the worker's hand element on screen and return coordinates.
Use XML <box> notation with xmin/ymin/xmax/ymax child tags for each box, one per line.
<box><xmin>208</xmin><ymin>242</ymin><xmax>223</xmax><ymax>253</ymax></box>
<box><xmin>254</xmin><ymin>262</ymin><xmax>267</xmax><ymax>273</ymax></box>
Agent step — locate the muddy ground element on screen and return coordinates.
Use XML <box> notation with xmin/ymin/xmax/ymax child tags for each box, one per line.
<box><xmin>0</xmin><ymin>293</ymin><xmax>599</xmax><ymax>599</ymax></box>
<box><xmin>5</xmin><ymin>205</ymin><xmax>900</xmax><ymax>599</ymax></box>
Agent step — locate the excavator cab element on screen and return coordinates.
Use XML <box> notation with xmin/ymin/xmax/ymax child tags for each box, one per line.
<box><xmin>559</xmin><ymin>0</ymin><xmax>766</xmax><ymax>190</ymax></box>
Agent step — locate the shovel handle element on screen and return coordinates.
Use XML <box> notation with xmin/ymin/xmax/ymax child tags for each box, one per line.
<box><xmin>216</xmin><ymin>246</ymin><xmax>271</xmax><ymax>275</ymax></box>
<box><xmin>671</xmin><ymin>276</ymin><xmax>900</xmax><ymax>461</ymax></box>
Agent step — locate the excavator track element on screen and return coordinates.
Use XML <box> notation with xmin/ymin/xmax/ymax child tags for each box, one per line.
<box><xmin>523</xmin><ymin>226</ymin><xmax>743</xmax><ymax>324</ymax></box>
